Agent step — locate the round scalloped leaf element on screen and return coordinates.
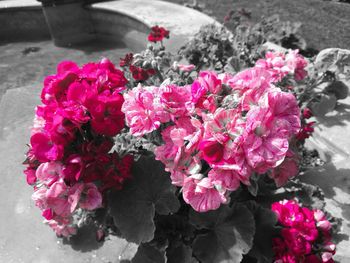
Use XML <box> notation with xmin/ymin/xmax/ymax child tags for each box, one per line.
<box><xmin>108</xmin><ymin>156</ymin><xmax>180</xmax><ymax>244</ymax></box>
<box><xmin>245</xmin><ymin>201</ymin><xmax>278</xmax><ymax>263</ymax></box>
<box><xmin>132</xmin><ymin>243</ymin><xmax>167</xmax><ymax>263</ymax></box>
<box><xmin>325</xmin><ymin>81</ymin><xmax>349</xmax><ymax>100</ymax></box>
<box><xmin>166</xmin><ymin>243</ymin><xmax>193</xmax><ymax>263</ymax></box>
<box><xmin>190</xmin><ymin>204</ymin><xmax>255</xmax><ymax>263</ymax></box>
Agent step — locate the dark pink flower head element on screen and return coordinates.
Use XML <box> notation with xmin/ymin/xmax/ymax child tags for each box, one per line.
<box><xmin>272</xmin><ymin>200</ymin><xmax>305</xmax><ymax>227</ymax></box>
<box><xmin>282</xmin><ymin>228</ymin><xmax>312</xmax><ymax>256</ymax></box>
<box><xmin>148</xmin><ymin>26</ymin><xmax>170</xmax><ymax>42</ymax></box>
<box><xmin>30</xmin><ymin>132</ymin><xmax>64</xmax><ymax>162</ymax></box>
<box><xmin>87</xmin><ymin>91</ymin><xmax>125</xmax><ymax>136</ymax></box>
<box><xmin>24</xmin><ymin>167</ymin><xmax>37</xmax><ymax>185</ymax></box>
<box><xmin>119</xmin><ymin>53</ymin><xmax>134</xmax><ymax>67</ymax></box>
<box><xmin>199</xmin><ymin>140</ymin><xmax>225</xmax><ymax>164</ymax></box>
<box><xmin>62</xmin><ymin>154</ymin><xmax>84</xmax><ymax>183</ymax></box>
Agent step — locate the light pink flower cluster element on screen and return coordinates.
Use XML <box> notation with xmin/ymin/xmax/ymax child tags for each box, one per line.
<box><xmin>122</xmin><ymin>50</ymin><xmax>306</xmax><ymax>212</ymax></box>
<box><xmin>255</xmin><ymin>50</ymin><xmax>308</xmax><ymax>82</ymax></box>
<box><xmin>24</xmin><ymin>59</ymin><xmax>133</xmax><ymax>237</ymax></box>
<box><xmin>272</xmin><ymin>200</ymin><xmax>336</xmax><ymax>263</ymax></box>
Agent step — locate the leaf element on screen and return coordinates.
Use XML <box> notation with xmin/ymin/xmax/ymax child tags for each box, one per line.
<box><xmin>315</xmin><ymin>48</ymin><xmax>350</xmax><ymax>75</ymax></box>
<box><xmin>108</xmin><ymin>156</ymin><xmax>180</xmax><ymax>244</ymax></box>
<box><xmin>166</xmin><ymin>242</ymin><xmax>193</xmax><ymax>263</ymax></box>
<box><xmin>190</xmin><ymin>204</ymin><xmax>255</xmax><ymax>263</ymax></box>
<box><xmin>245</xmin><ymin>201</ymin><xmax>278</xmax><ymax>263</ymax></box>
<box><xmin>132</xmin><ymin>243</ymin><xmax>166</xmax><ymax>263</ymax></box>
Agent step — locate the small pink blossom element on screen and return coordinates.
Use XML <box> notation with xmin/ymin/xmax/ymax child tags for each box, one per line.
<box><xmin>122</xmin><ymin>85</ymin><xmax>170</xmax><ymax>136</ymax></box>
<box><xmin>79</xmin><ymin>183</ymin><xmax>102</xmax><ymax>210</ymax></box>
<box><xmin>182</xmin><ymin>176</ymin><xmax>227</xmax><ymax>212</ymax></box>
<box><xmin>177</xmin><ymin>63</ymin><xmax>195</xmax><ymax>72</ymax></box>
<box><xmin>36</xmin><ymin>161</ymin><xmax>63</xmax><ymax>186</ymax></box>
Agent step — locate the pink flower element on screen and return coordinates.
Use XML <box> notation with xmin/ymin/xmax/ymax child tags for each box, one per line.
<box><xmin>270</xmin><ymin>156</ymin><xmax>299</xmax><ymax>187</ymax></box>
<box><xmin>159</xmin><ymin>84</ymin><xmax>192</xmax><ymax>119</ymax></box>
<box><xmin>285</xmin><ymin>50</ymin><xmax>308</xmax><ymax>81</ymax></box>
<box><xmin>122</xmin><ymin>85</ymin><xmax>170</xmax><ymax>136</ymax></box>
<box><xmin>182</xmin><ymin>176</ymin><xmax>227</xmax><ymax>212</ymax></box>
<box><xmin>148</xmin><ymin>26</ymin><xmax>170</xmax><ymax>42</ymax></box>
<box><xmin>36</xmin><ymin>161</ymin><xmax>63</xmax><ymax>186</ymax></box>
<box><xmin>46</xmin><ymin>180</ymin><xmax>83</xmax><ymax>216</ymax></box>
<box><xmin>86</xmin><ymin>91</ymin><xmax>125</xmax><ymax>136</ymax></box>
<box><xmin>32</xmin><ymin>187</ymin><xmax>48</xmax><ymax>210</ymax></box>
<box><xmin>199</xmin><ymin>140</ymin><xmax>224</xmax><ymax>164</ymax></box>
<box><xmin>47</xmin><ymin>220</ymin><xmax>77</xmax><ymax>237</ymax></box>
<box><xmin>208</xmin><ymin>169</ymin><xmax>240</xmax><ymax>191</ymax></box>
<box><xmin>281</xmin><ymin>228</ymin><xmax>312</xmax><ymax>256</ymax></box>
<box><xmin>272</xmin><ymin>200</ymin><xmax>305</xmax><ymax>227</ymax></box>
<box><xmin>30</xmin><ymin>132</ymin><xmax>64</xmax><ymax>162</ymax></box>
<box><xmin>24</xmin><ymin>167</ymin><xmax>37</xmax><ymax>185</ymax></box>
<box><xmin>62</xmin><ymin>155</ymin><xmax>84</xmax><ymax>183</ymax></box>
<box><xmin>177</xmin><ymin>63</ymin><xmax>195</xmax><ymax>72</ymax></box>
<box><xmin>243</xmin><ymin>107</ymin><xmax>289</xmax><ymax>174</ymax></box>
<box><xmin>79</xmin><ymin>183</ymin><xmax>102</xmax><ymax>210</ymax></box>
<box><xmin>226</xmin><ymin>67</ymin><xmax>272</xmax><ymax>111</ymax></box>
<box><xmin>263</xmin><ymin>91</ymin><xmax>301</xmax><ymax>136</ymax></box>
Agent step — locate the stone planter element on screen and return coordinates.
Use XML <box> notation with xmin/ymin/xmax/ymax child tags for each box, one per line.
<box><xmin>39</xmin><ymin>0</ymin><xmax>95</xmax><ymax>47</ymax></box>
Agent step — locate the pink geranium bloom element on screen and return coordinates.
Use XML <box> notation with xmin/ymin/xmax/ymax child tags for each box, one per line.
<box><xmin>182</xmin><ymin>176</ymin><xmax>227</xmax><ymax>212</ymax></box>
<box><xmin>263</xmin><ymin>91</ymin><xmax>301</xmax><ymax>136</ymax></box>
<box><xmin>79</xmin><ymin>183</ymin><xmax>102</xmax><ymax>210</ymax></box>
<box><xmin>272</xmin><ymin>200</ymin><xmax>303</xmax><ymax>227</ymax></box>
<box><xmin>285</xmin><ymin>50</ymin><xmax>308</xmax><ymax>81</ymax></box>
<box><xmin>46</xmin><ymin>180</ymin><xmax>83</xmax><ymax>216</ymax></box>
<box><xmin>208</xmin><ymin>169</ymin><xmax>240</xmax><ymax>191</ymax></box>
<box><xmin>226</xmin><ymin>67</ymin><xmax>272</xmax><ymax>111</ymax></box>
<box><xmin>122</xmin><ymin>85</ymin><xmax>170</xmax><ymax>136</ymax></box>
<box><xmin>87</xmin><ymin>91</ymin><xmax>125</xmax><ymax>136</ymax></box>
<box><xmin>62</xmin><ymin>155</ymin><xmax>84</xmax><ymax>183</ymax></box>
<box><xmin>178</xmin><ymin>63</ymin><xmax>195</xmax><ymax>72</ymax></box>
<box><xmin>170</xmin><ymin>171</ymin><xmax>187</xmax><ymax>187</ymax></box>
<box><xmin>47</xmin><ymin>220</ymin><xmax>77</xmax><ymax>237</ymax></box>
<box><xmin>32</xmin><ymin>187</ymin><xmax>48</xmax><ymax>210</ymax></box>
<box><xmin>24</xmin><ymin>167</ymin><xmax>37</xmax><ymax>185</ymax></box>
<box><xmin>159</xmin><ymin>84</ymin><xmax>192</xmax><ymax>119</ymax></box>
<box><xmin>243</xmin><ymin>107</ymin><xmax>289</xmax><ymax>174</ymax></box>
<box><xmin>30</xmin><ymin>132</ymin><xmax>64</xmax><ymax>162</ymax></box>
<box><xmin>199</xmin><ymin>140</ymin><xmax>224</xmax><ymax>164</ymax></box>
<box><xmin>281</xmin><ymin>228</ymin><xmax>312</xmax><ymax>256</ymax></box>
<box><xmin>270</xmin><ymin>157</ymin><xmax>298</xmax><ymax>187</ymax></box>
<box><xmin>36</xmin><ymin>161</ymin><xmax>63</xmax><ymax>186</ymax></box>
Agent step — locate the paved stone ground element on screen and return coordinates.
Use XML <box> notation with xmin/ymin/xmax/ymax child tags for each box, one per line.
<box><xmin>0</xmin><ymin>40</ymin><xmax>138</xmax><ymax>263</ymax></box>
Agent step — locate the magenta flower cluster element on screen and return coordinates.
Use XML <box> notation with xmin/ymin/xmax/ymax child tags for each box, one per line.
<box><xmin>122</xmin><ymin>50</ymin><xmax>308</xmax><ymax>212</ymax></box>
<box><xmin>23</xmin><ymin>59</ymin><xmax>133</xmax><ymax>237</ymax></box>
<box><xmin>272</xmin><ymin>200</ymin><xmax>336</xmax><ymax>263</ymax></box>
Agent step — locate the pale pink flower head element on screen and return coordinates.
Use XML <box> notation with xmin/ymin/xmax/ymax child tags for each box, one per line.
<box><xmin>32</xmin><ymin>187</ymin><xmax>48</xmax><ymax>210</ymax></box>
<box><xmin>255</xmin><ymin>51</ymin><xmax>289</xmax><ymax>82</ymax></box>
<box><xmin>46</xmin><ymin>180</ymin><xmax>83</xmax><ymax>216</ymax></box>
<box><xmin>47</xmin><ymin>220</ymin><xmax>77</xmax><ymax>237</ymax></box>
<box><xmin>208</xmin><ymin>169</ymin><xmax>240</xmax><ymax>191</ymax></box>
<box><xmin>79</xmin><ymin>183</ymin><xmax>102</xmax><ymax>210</ymax></box>
<box><xmin>285</xmin><ymin>50</ymin><xmax>308</xmax><ymax>81</ymax></box>
<box><xmin>36</xmin><ymin>161</ymin><xmax>63</xmax><ymax>187</ymax></box>
<box><xmin>269</xmin><ymin>156</ymin><xmax>298</xmax><ymax>187</ymax></box>
<box><xmin>182</xmin><ymin>176</ymin><xmax>227</xmax><ymax>212</ymax></box>
<box><xmin>177</xmin><ymin>63</ymin><xmax>195</xmax><ymax>72</ymax></box>
<box><xmin>159</xmin><ymin>84</ymin><xmax>191</xmax><ymax>119</ymax></box>
<box><xmin>263</xmin><ymin>90</ymin><xmax>301</xmax><ymax>136</ymax></box>
<box><xmin>243</xmin><ymin>107</ymin><xmax>289</xmax><ymax>174</ymax></box>
<box><xmin>227</xmin><ymin>67</ymin><xmax>272</xmax><ymax>111</ymax></box>
<box><xmin>170</xmin><ymin>171</ymin><xmax>187</xmax><ymax>187</ymax></box>
<box><xmin>122</xmin><ymin>85</ymin><xmax>170</xmax><ymax>136</ymax></box>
